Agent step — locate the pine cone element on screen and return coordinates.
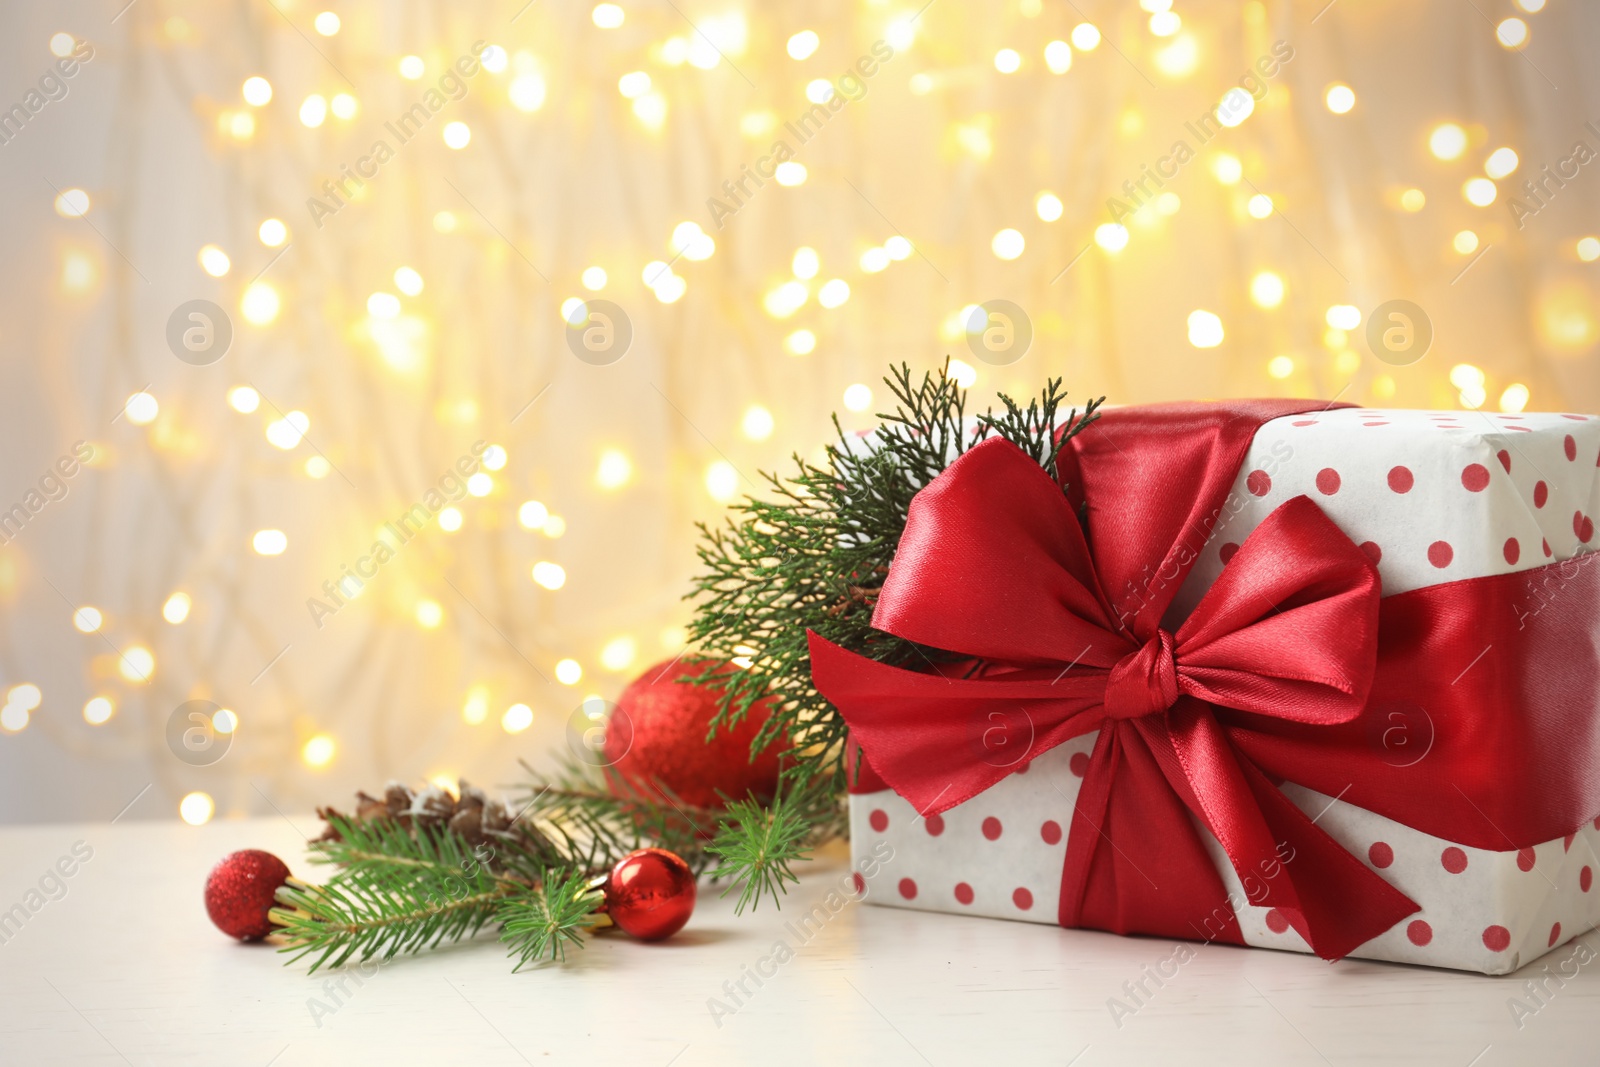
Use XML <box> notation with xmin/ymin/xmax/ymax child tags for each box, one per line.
<box><xmin>314</xmin><ymin>779</ymin><xmax>551</xmax><ymax>867</ymax></box>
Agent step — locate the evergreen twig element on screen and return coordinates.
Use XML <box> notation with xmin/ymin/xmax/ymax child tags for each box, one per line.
<box><xmin>498</xmin><ymin>868</ymin><xmax>606</xmax><ymax>969</ymax></box>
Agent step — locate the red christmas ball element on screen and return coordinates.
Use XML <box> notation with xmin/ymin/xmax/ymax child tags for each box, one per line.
<box><xmin>604</xmin><ymin>848</ymin><xmax>696</xmax><ymax>941</ymax></box>
<box><xmin>205</xmin><ymin>849</ymin><xmax>291</xmax><ymax>941</ymax></box>
<box><xmin>604</xmin><ymin>659</ymin><xmax>785</xmax><ymax>809</ymax></box>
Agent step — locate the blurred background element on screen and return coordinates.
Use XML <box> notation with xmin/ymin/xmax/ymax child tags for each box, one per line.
<box><xmin>1</xmin><ymin>0</ymin><xmax>1597</xmax><ymax>825</ymax></box>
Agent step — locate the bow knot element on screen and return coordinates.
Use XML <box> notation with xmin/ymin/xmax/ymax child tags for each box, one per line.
<box><xmin>1105</xmin><ymin>630</ymin><xmax>1178</xmax><ymax>720</ymax></box>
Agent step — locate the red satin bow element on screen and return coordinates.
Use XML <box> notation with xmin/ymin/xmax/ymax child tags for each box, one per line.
<box><xmin>811</xmin><ymin>434</ymin><xmax>1423</xmax><ymax>958</ymax></box>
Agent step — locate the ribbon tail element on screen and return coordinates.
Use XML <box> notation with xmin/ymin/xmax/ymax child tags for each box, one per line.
<box><xmin>1063</xmin><ymin>722</ymin><xmax>1245</xmax><ymax>946</ymax></box>
<box><xmin>1238</xmin><ymin>759</ymin><xmax>1421</xmax><ymax>960</ymax></box>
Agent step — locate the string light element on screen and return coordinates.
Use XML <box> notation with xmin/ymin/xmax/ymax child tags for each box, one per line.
<box><xmin>462</xmin><ymin>687</ymin><xmax>490</xmax><ymax>725</ymax></box>
<box><xmin>227</xmin><ymin>386</ymin><xmax>260</xmax><ymax>413</ymax></box>
<box><xmin>1429</xmin><ymin>123</ymin><xmax>1467</xmax><ymax>161</ymax></box>
<box><xmin>1500</xmin><ymin>383</ymin><xmax>1531</xmax><ymax>413</ymax></box>
<box><xmin>242</xmin><ymin>77</ymin><xmax>273</xmax><ymax>106</ymax></box>
<box><xmin>1453</xmin><ymin>230</ymin><xmax>1480</xmax><ymax>254</ymax></box>
<box><xmin>415</xmin><ymin>599</ymin><xmax>444</xmax><ymax>628</ymax></box>
<box><xmin>592</xmin><ymin>4</ymin><xmax>625</xmax><ymax>29</ymax></box>
<box><xmin>1094</xmin><ymin>223</ymin><xmax>1129</xmax><ymax>253</ymax></box>
<box><xmin>1496</xmin><ymin>18</ymin><xmax>1529</xmax><ymax>49</ymax></box>
<box><xmin>502</xmin><ymin>703</ymin><xmax>534</xmax><ymax>733</ymax></box>
<box><xmin>399</xmin><ymin>55</ymin><xmax>425</xmax><ymax>79</ymax></box>
<box><xmin>302</xmin><ymin>734</ymin><xmax>336</xmax><ymax>767</ymax></box>
<box><xmin>83</xmin><ymin>697</ymin><xmax>114</xmax><ymax>725</ymax></box>
<box><xmin>124</xmin><ymin>392</ymin><xmax>159</xmax><ymax>425</ymax></box>
<box><xmin>1247</xmin><ymin>194</ymin><xmax>1274</xmax><ymax>219</ymax></box>
<box><xmin>54</xmin><ymin>188</ymin><xmax>90</xmax><ymax>217</ymax></box>
<box><xmin>1577</xmin><ymin>237</ymin><xmax>1600</xmax><ymax>262</ymax></box>
<box><xmin>991</xmin><ymin>229</ymin><xmax>1025</xmax><ymax>260</ymax></box>
<box><xmin>818</xmin><ymin>279</ymin><xmax>850</xmax><ymax>307</ymax></box>
<box><xmin>331</xmin><ymin>93</ymin><xmax>359</xmax><ymax>120</ymax></box>
<box><xmin>842</xmin><ymin>384</ymin><xmax>873</xmax><ymax>411</ymax></box>
<box><xmin>299</xmin><ymin>94</ymin><xmax>328</xmax><ymax>127</ymax></box>
<box><xmin>252</xmin><ymin>529</ymin><xmax>288</xmax><ymax>555</ymax></box>
<box><xmin>162</xmin><ymin>592</ymin><xmax>192</xmax><ymax>624</ymax></box>
<box><xmin>119</xmin><ymin>647</ymin><xmax>155</xmax><ymax>683</ymax></box>
<box><xmin>600</xmin><ymin>636</ymin><xmax>637</xmax><ymax>671</ymax></box>
<box><xmin>1070</xmin><ymin>23</ymin><xmax>1101</xmax><ymax>50</ymax></box>
<box><xmin>596</xmin><ymin>448</ymin><xmax>632</xmax><ymax>490</ymax></box>
<box><xmin>1463</xmin><ymin>178</ymin><xmax>1497</xmax><ymax>207</ymax></box>
<box><xmin>742</xmin><ymin>405</ymin><xmax>775</xmax><ymax>440</ymax></box>
<box><xmin>198</xmin><ymin>245</ymin><xmax>231</xmax><ymax>277</ymax></box>
<box><xmin>73</xmin><ymin>606</ymin><xmax>103</xmax><ymax>633</ymax></box>
<box><xmin>1267</xmin><ymin>355</ymin><xmax>1295</xmax><ymax>379</ymax></box>
<box><xmin>555</xmin><ymin>659</ymin><xmax>584</xmax><ymax>685</ymax></box>
<box><xmin>532</xmin><ymin>561</ymin><xmax>567</xmax><ymax>589</ymax></box>
<box><xmin>1187</xmin><ymin>310</ymin><xmax>1224</xmax><ymax>348</ymax></box>
<box><xmin>180</xmin><ymin>792</ymin><xmax>215</xmax><ymax>825</ymax></box>
<box><xmin>1325</xmin><ymin>84</ymin><xmax>1355</xmax><ymax>114</ymax></box>
<box><xmin>1484</xmin><ymin>147</ymin><xmax>1519</xmax><ymax>179</ymax></box>
<box><xmin>705</xmin><ymin>461</ymin><xmax>740</xmax><ymax>502</ymax></box>
<box><xmin>792</xmin><ymin>247</ymin><xmax>820</xmax><ymax>279</ymax></box>
<box><xmin>1044</xmin><ymin>40</ymin><xmax>1072</xmax><ymax>74</ymax></box>
<box><xmin>519</xmin><ymin>501</ymin><xmax>550</xmax><ymax>529</ymax></box>
<box><xmin>787</xmin><ymin>30</ymin><xmax>819</xmax><ymax>60</ymax></box>
<box><xmin>994</xmin><ymin>49</ymin><xmax>1021</xmax><ymax>74</ymax></box>
<box><xmin>313</xmin><ymin>11</ymin><xmax>340</xmax><ymax>35</ymax></box>
<box><xmin>258</xmin><ymin>218</ymin><xmax>288</xmax><ymax>246</ymax></box>
<box><xmin>1249</xmin><ymin>271</ymin><xmax>1285</xmax><ymax>309</ymax></box>
<box><xmin>438</xmin><ymin>507</ymin><xmax>463</xmax><ymax>532</ymax></box>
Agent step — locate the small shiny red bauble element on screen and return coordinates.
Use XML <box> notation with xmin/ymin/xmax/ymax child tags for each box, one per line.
<box><xmin>205</xmin><ymin>849</ymin><xmax>291</xmax><ymax>941</ymax></box>
<box><xmin>604</xmin><ymin>848</ymin><xmax>696</xmax><ymax>941</ymax></box>
<box><xmin>604</xmin><ymin>659</ymin><xmax>785</xmax><ymax>810</ymax></box>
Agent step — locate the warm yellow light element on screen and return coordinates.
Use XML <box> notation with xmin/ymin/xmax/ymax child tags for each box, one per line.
<box><xmin>213</xmin><ymin>708</ymin><xmax>237</xmax><ymax>734</ymax></box>
<box><xmin>1249</xmin><ymin>271</ymin><xmax>1285</xmax><ymax>309</ymax></box>
<box><xmin>1516</xmin><ymin>0</ymin><xmax>1545</xmax><ymax>10</ymax></box>
<box><xmin>399</xmin><ymin>55</ymin><xmax>425</xmax><ymax>79</ymax></box>
<box><xmin>8</xmin><ymin>684</ymin><xmax>42</xmax><ymax>711</ymax></box>
<box><xmin>124</xmin><ymin>392</ymin><xmax>159</xmax><ymax>425</ymax></box>
<box><xmin>119</xmin><ymin>646</ymin><xmax>155</xmax><ymax>683</ymax></box>
<box><xmin>1500</xmin><ymin>383</ymin><xmax>1531</xmax><ymax>413</ymax></box>
<box><xmin>462</xmin><ymin>687</ymin><xmax>490</xmax><ymax>725</ymax></box>
<box><xmin>1187</xmin><ymin>310</ymin><xmax>1224</xmax><ymax>348</ymax></box>
<box><xmin>502</xmin><ymin>703</ymin><xmax>534</xmax><ymax>733</ymax></box>
<box><xmin>774</xmin><ymin>161</ymin><xmax>807</xmax><ymax>186</ymax></box>
<box><xmin>792</xmin><ymin>246</ymin><xmax>820</xmax><ymax>279</ymax></box>
<box><xmin>510</xmin><ymin>73</ymin><xmax>546</xmax><ymax>112</ymax></box>
<box><xmin>601</xmin><ymin>636</ymin><xmax>638</xmax><ymax>672</ymax></box>
<box><xmin>1577</xmin><ymin>237</ymin><xmax>1600</xmax><ymax>262</ymax></box>
<box><xmin>1211</xmin><ymin>154</ymin><xmax>1242</xmax><ymax>184</ymax></box>
<box><xmin>225</xmin><ymin>111</ymin><xmax>256</xmax><ymax>141</ymax></box>
<box><xmin>842</xmin><ymin>383</ymin><xmax>874</xmax><ymax>412</ymax></box>
<box><xmin>784</xmin><ymin>330</ymin><xmax>816</xmax><ymax>356</ymax></box>
<box><xmin>1044</xmin><ymin>40</ymin><xmax>1072</xmax><ymax>74</ymax></box>
<box><xmin>992</xmin><ymin>228</ymin><xmax>1025</xmax><ymax>260</ymax></box>
<box><xmin>438</xmin><ymin>507</ymin><xmax>463</xmax><ymax>532</ymax></box>
<box><xmin>1449</xmin><ymin>363</ymin><xmax>1487</xmax><ymax>390</ymax></box>
<box><xmin>1070</xmin><ymin>23</ymin><xmax>1101</xmax><ymax>50</ymax></box>
<box><xmin>581</xmin><ymin>266</ymin><xmax>608</xmax><ymax>291</ymax></box>
<box><xmin>252</xmin><ymin>529</ymin><xmax>288</xmax><ymax>557</ymax></box>
<box><xmin>387</xmin><ymin>268</ymin><xmax>422</xmax><ymax>299</ymax></box>
<box><xmin>1094</xmin><ymin>222</ymin><xmax>1129</xmax><ymax>253</ymax></box>
<box><xmin>415</xmin><ymin>599</ymin><xmax>444</xmax><ymax>629</ymax></box>
<box><xmin>54</xmin><ymin>188</ymin><xmax>90</xmax><ymax>218</ymax></box>
<box><xmin>818</xmin><ymin>278</ymin><xmax>850</xmax><ymax>308</ymax></box>
<box><xmin>994</xmin><ymin>48</ymin><xmax>1021</xmax><ymax>74</ymax></box>
<box><xmin>1326</xmin><ymin>305</ymin><xmax>1362</xmax><ymax>330</ymax></box>
<box><xmin>764</xmin><ymin>280</ymin><xmax>809</xmax><ymax>317</ymax></box>
<box><xmin>1149</xmin><ymin>10</ymin><xmax>1181</xmax><ymax>35</ymax></box>
<box><xmin>1324</xmin><ymin>84</ymin><xmax>1355</xmax><ymax>114</ymax></box>
<box><xmin>266</xmin><ymin>410</ymin><xmax>309</xmax><ymax>449</ymax></box>
<box><xmin>73</xmin><ymin>606</ymin><xmax>103</xmax><ymax>633</ymax></box>
<box><xmin>1459</xmin><ymin>382</ymin><xmax>1489</xmax><ymax>409</ymax></box>
<box><xmin>1399</xmin><ymin>188</ymin><xmax>1426</xmax><ymax>212</ymax></box>
<box><xmin>1215</xmin><ymin>88</ymin><xmax>1254</xmax><ymax>128</ymax></box>
<box><xmin>313</xmin><ymin>11</ymin><xmax>340</xmax><ymax>35</ymax></box>
<box><xmin>788</xmin><ymin>30</ymin><xmax>820</xmax><ymax>60</ymax></box>
<box><xmin>224</xmin><ymin>387</ymin><xmax>259</xmax><ymax>416</ymax></box>
<box><xmin>1267</xmin><ymin>355</ymin><xmax>1295</xmax><ymax>379</ymax></box>
<box><xmin>1496</xmin><ymin>18</ymin><xmax>1529</xmax><ymax>49</ymax></box>
<box><xmin>1453</xmin><ymin>230</ymin><xmax>1480</xmax><ymax>255</ymax></box>
<box><xmin>302</xmin><ymin>734</ymin><xmax>335</xmax><ymax>767</ymax></box>
<box><xmin>258</xmin><ymin>218</ymin><xmax>288</xmax><ymax>247</ymax></box>
<box><xmin>860</xmin><ymin>247</ymin><xmax>891</xmax><ymax>273</ymax></box>
<box><xmin>1035</xmin><ymin>192</ymin><xmax>1063</xmax><ymax>222</ymax></box>
<box><xmin>179</xmin><ymin>792</ymin><xmax>215</xmax><ymax>825</ymax></box>
<box><xmin>947</xmin><ymin>358</ymin><xmax>978</xmax><ymax>389</ymax></box>
<box><xmin>1485</xmin><ymin>147</ymin><xmax>1519</xmax><ymax>179</ymax></box>
<box><xmin>742</xmin><ymin>405</ymin><xmax>775</xmax><ymax>440</ymax></box>
<box><xmin>705</xmin><ymin>460</ymin><xmax>740</xmax><ymax>502</ymax></box>
<box><xmin>241</xmin><ymin>281</ymin><xmax>280</xmax><ymax>325</ymax></box>
<box><xmin>304</xmin><ymin>456</ymin><xmax>330</xmax><ymax>479</ymax></box>
<box><xmin>672</xmin><ymin>220</ymin><xmax>715</xmax><ymax>260</ymax></box>
<box><xmin>330</xmin><ymin>93</ymin><xmax>358</xmax><ymax>120</ymax></box>
<box><xmin>592</xmin><ymin>3</ymin><xmax>625</xmax><ymax>28</ymax></box>
<box><xmin>50</xmin><ymin>33</ymin><xmax>77</xmax><ymax>57</ymax></box>
<box><xmin>299</xmin><ymin>94</ymin><xmax>327</xmax><ymax>127</ymax></box>
<box><xmin>1463</xmin><ymin>177</ymin><xmax>1497</xmax><ymax>207</ymax></box>
<box><xmin>198</xmin><ymin>244</ymin><xmax>231</xmax><ymax>277</ymax></box>
<box><xmin>83</xmin><ymin>697</ymin><xmax>114</xmax><ymax>725</ymax></box>
<box><xmin>481</xmin><ymin>445</ymin><xmax>507</xmax><ymax>472</ymax></box>
<box><xmin>555</xmin><ymin>659</ymin><xmax>584</xmax><ymax>685</ymax></box>
<box><xmin>366</xmin><ymin>292</ymin><xmax>401</xmax><ymax>320</ymax></box>
<box><xmin>1153</xmin><ymin>34</ymin><xmax>1198</xmax><ymax>77</ymax></box>
<box><xmin>466</xmin><ymin>472</ymin><xmax>492</xmax><ymax>497</ymax></box>
<box><xmin>885</xmin><ymin>18</ymin><xmax>916</xmax><ymax>51</ymax></box>
<box><xmin>242</xmin><ymin>76</ymin><xmax>273</xmax><ymax>106</ymax></box>
<box><xmin>162</xmin><ymin>592</ymin><xmax>192</xmax><ymax>624</ymax></box>
<box><xmin>1247</xmin><ymin>194</ymin><xmax>1274</xmax><ymax>219</ymax></box>
<box><xmin>61</xmin><ymin>250</ymin><xmax>96</xmax><ymax>293</ymax></box>
<box><xmin>518</xmin><ymin>501</ymin><xmax>549</xmax><ymax>530</ymax></box>
<box><xmin>443</xmin><ymin>121</ymin><xmax>471</xmax><ymax>149</ymax></box>
<box><xmin>542</xmin><ymin>515</ymin><xmax>566</xmax><ymax>538</ymax></box>
<box><xmin>596</xmin><ymin>448</ymin><xmax>632</xmax><ymax>490</ymax></box>
<box><xmin>532</xmin><ymin>561</ymin><xmax>567</xmax><ymax>590</ymax></box>
<box><xmin>1156</xmin><ymin>192</ymin><xmax>1181</xmax><ymax>215</ymax></box>
<box><xmin>1429</xmin><ymin>123</ymin><xmax>1467</xmax><ymax>161</ymax></box>
<box><xmin>0</xmin><ymin>704</ymin><xmax>28</xmax><ymax>732</ymax></box>
<box><xmin>660</xmin><ymin>626</ymin><xmax>689</xmax><ymax>651</ymax></box>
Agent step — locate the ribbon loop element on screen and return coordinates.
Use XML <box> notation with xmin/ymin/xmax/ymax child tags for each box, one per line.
<box><xmin>1105</xmin><ymin>630</ymin><xmax>1178</xmax><ymax>720</ymax></box>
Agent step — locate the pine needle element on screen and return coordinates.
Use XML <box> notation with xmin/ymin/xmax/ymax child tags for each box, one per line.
<box><xmin>497</xmin><ymin>869</ymin><xmax>606</xmax><ymax>969</ymax></box>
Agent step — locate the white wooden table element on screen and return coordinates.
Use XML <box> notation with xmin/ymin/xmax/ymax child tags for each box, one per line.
<box><xmin>1</xmin><ymin>818</ymin><xmax>1597</xmax><ymax>1066</ymax></box>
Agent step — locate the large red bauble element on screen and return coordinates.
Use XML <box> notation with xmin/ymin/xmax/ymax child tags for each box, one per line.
<box><xmin>604</xmin><ymin>659</ymin><xmax>784</xmax><ymax>809</ymax></box>
<box><xmin>205</xmin><ymin>849</ymin><xmax>291</xmax><ymax>941</ymax></box>
<box><xmin>604</xmin><ymin>848</ymin><xmax>695</xmax><ymax>941</ymax></box>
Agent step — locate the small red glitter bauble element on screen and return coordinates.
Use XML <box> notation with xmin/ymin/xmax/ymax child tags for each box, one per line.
<box><xmin>205</xmin><ymin>849</ymin><xmax>291</xmax><ymax>941</ymax></box>
<box><xmin>604</xmin><ymin>660</ymin><xmax>785</xmax><ymax>809</ymax></box>
<box><xmin>604</xmin><ymin>848</ymin><xmax>696</xmax><ymax>941</ymax></box>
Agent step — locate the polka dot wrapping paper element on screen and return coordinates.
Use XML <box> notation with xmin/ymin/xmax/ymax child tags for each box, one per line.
<box><xmin>848</xmin><ymin>408</ymin><xmax>1600</xmax><ymax>975</ymax></box>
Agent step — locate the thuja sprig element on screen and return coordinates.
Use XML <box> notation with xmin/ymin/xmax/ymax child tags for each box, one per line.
<box><xmin>499</xmin><ymin>868</ymin><xmax>606</xmax><ymax>969</ymax></box>
<box><xmin>704</xmin><ymin>782</ymin><xmax>834</xmax><ymax>915</ymax></box>
<box><xmin>687</xmin><ymin>361</ymin><xmax>1102</xmax><ymax>796</ymax></box>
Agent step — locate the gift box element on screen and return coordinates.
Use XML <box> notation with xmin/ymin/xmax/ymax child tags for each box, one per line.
<box><xmin>812</xmin><ymin>402</ymin><xmax>1600</xmax><ymax>975</ymax></box>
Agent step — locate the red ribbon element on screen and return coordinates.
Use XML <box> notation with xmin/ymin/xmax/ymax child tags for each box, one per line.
<box><xmin>811</xmin><ymin>401</ymin><xmax>1600</xmax><ymax>960</ymax></box>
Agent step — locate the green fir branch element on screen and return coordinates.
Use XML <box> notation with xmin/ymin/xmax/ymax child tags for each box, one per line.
<box><xmin>309</xmin><ymin>812</ymin><xmax>549</xmax><ymax>891</ymax></box>
<box><xmin>704</xmin><ymin>781</ymin><xmax>836</xmax><ymax>915</ymax></box>
<box><xmin>497</xmin><ymin>868</ymin><xmax>606</xmax><ymax>969</ymax></box>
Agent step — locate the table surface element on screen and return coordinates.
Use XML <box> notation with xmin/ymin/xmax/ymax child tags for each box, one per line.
<box><xmin>1</xmin><ymin>818</ymin><xmax>1597</xmax><ymax>1067</ymax></box>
